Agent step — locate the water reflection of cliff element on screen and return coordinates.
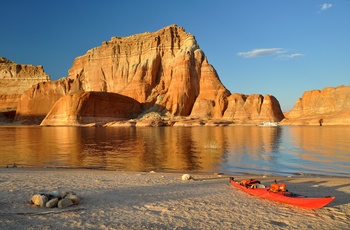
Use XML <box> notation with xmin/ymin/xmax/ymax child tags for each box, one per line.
<box><xmin>0</xmin><ymin>127</ymin><xmax>84</xmax><ymax>167</ymax></box>
<box><xmin>0</xmin><ymin>126</ymin><xmax>283</xmax><ymax>173</ymax></box>
<box><xmin>80</xmin><ymin>127</ymin><xmax>229</xmax><ymax>172</ymax></box>
<box><xmin>288</xmin><ymin>127</ymin><xmax>350</xmax><ymax>166</ymax></box>
<box><xmin>90</xmin><ymin>126</ymin><xmax>282</xmax><ymax>172</ymax></box>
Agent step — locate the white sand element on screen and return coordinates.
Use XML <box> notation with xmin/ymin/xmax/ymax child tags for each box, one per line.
<box><xmin>0</xmin><ymin>168</ymin><xmax>349</xmax><ymax>229</ymax></box>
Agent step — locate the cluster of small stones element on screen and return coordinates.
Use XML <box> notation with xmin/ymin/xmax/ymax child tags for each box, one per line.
<box><xmin>30</xmin><ymin>190</ymin><xmax>80</xmax><ymax>208</ymax></box>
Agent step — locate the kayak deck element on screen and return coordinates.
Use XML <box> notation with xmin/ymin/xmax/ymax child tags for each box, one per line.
<box><xmin>230</xmin><ymin>177</ymin><xmax>335</xmax><ymax>209</ymax></box>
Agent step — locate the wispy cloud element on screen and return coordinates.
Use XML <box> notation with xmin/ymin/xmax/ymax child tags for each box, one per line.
<box><xmin>237</xmin><ymin>48</ymin><xmax>304</xmax><ymax>60</ymax></box>
<box><xmin>237</xmin><ymin>48</ymin><xmax>286</xmax><ymax>58</ymax></box>
<box><xmin>279</xmin><ymin>53</ymin><xmax>305</xmax><ymax>60</ymax></box>
<box><xmin>321</xmin><ymin>3</ymin><xmax>333</xmax><ymax>11</ymax></box>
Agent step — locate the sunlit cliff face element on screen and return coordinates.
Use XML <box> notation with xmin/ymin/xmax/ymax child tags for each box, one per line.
<box><xmin>282</xmin><ymin>85</ymin><xmax>350</xmax><ymax>125</ymax></box>
<box><xmin>0</xmin><ymin>57</ymin><xmax>50</xmax><ymax>111</ymax></box>
<box><xmin>68</xmin><ymin>25</ymin><xmax>230</xmax><ymax>118</ymax></box>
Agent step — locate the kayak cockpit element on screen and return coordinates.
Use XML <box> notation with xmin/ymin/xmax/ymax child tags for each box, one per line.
<box><xmin>250</xmin><ymin>183</ymin><xmax>266</xmax><ymax>188</ymax></box>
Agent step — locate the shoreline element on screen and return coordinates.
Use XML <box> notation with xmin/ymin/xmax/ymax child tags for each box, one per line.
<box><xmin>2</xmin><ymin>115</ymin><xmax>350</xmax><ymax>127</ymax></box>
<box><xmin>1</xmin><ymin>167</ymin><xmax>349</xmax><ymax>229</ymax></box>
<box><xmin>3</xmin><ymin>165</ymin><xmax>350</xmax><ymax>179</ymax></box>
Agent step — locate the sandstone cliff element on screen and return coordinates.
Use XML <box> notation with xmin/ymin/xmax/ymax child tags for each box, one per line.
<box><xmin>223</xmin><ymin>93</ymin><xmax>284</xmax><ymax>122</ymax></box>
<box><xmin>281</xmin><ymin>85</ymin><xmax>350</xmax><ymax>125</ymax></box>
<box><xmin>0</xmin><ymin>57</ymin><xmax>50</xmax><ymax>111</ymax></box>
<box><xmin>41</xmin><ymin>92</ymin><xmax>142</xmax><ymax>126</ymax></box>
<box><xmin>13</xmin><ymin>25</ymin><xmax>284</xmax><ymax>125</ymax></box>
<box><xmin>68</xmin><ymin>24</ymin><xmax>230</xmax><ymax>118</ymax></box>
<box><xmin>15</xmin><ymin>78</ymin><xmax>81</xmax><ymax>123</ymax></box>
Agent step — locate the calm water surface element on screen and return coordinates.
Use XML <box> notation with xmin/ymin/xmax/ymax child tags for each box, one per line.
<box><xmin>0</xmin><ymin>126</ymin><xmax>349</xmax><ymax>177</ymax></box>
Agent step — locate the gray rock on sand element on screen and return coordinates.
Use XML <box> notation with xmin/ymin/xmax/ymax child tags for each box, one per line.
<box><xmin>47</xmin><ymin>190</ymin><xmax>62</xmax><ymax>199</ymax></box>
<box><xmin>61</xmin><ymin>191</ymin><xmax>76</xmax><ymax>198</ymax></box>
<box><xmin>46</xmin><ymin>198</ymin><xmax>59</xmax><ymax>208</ymax></box>
<box><xmin>58</xmin><ymin>198</ymin><xmax>73</xmax><ymax>208</ymax></box>
<box><xmin>65</xmin><ymin>194</ymin><xmax>81</xmax><ymax>205</ymax></box>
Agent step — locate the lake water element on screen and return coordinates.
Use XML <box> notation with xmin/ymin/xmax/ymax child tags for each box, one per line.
<box><xmin>0</xmin><ymin>126</ymin><xmax>349</xmax><ymax>177</ymax></box>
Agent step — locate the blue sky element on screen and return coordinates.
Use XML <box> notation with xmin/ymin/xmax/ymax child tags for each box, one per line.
<box><xmin>2</xmin><ymin>1</ymin><xmax>349</xmax><ymax>111</ymax></box>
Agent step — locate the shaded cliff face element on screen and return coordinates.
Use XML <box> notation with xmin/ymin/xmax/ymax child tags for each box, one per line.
<box><xmin>41</xmin><ymin>92</ymin><xmax>142</xmax><ymax>126</ymax></box>
<box><xmin>0</xmin><ymin>57</ymin><xmax>50</xmax><ymax>111</ymax></box>
<box><xmin>282</xmin><ymin>85</ymin><xmax>350</xmax><ymax>125</ymax></box>
<box><xmin>15</xmin><ymin>78</ymin><xmax>81</xmax><ymax>123</ymax></box>
<box><xmin>68</xmin><ymin>24</ymin><xmax>230</xmax><ymax>117</ymax></box>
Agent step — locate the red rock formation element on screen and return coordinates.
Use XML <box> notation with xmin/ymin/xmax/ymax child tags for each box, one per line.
<box><xmin>0</xmin><ymin>57</ymin><xmax>50</xmax><ymax>111</ymax></box>
<box><xmin>68</xmin><ymin>24</ymin><xmax>230</xmax><ymax>118</ymax></box>
<box><xmin>41</xmin><ymin>92</ymin><xmax>142</xmax><ymax>126</ymax></box>
<box><xmin>223</xmin><ymin>93</ymin><xmax>284</xmax><ymax>122</ymax></box>
<box><xmin>282</xmin><ymin>85</ymin><xmax>350</xmax><ymax>125</ymax></box>
<box><xmin>15</xmin><ymin>78</ymin><xmax>81</xmax><ymax>124</ymax></box>
<box><xmin>260</xmin><ymin>94</ymin><xmax>285</xmax><ymax>121</ymax></box>
<box><xmin>12</xmin><ymin>25</ymin><xmax>284</xmax><ymax>125</ymax></box>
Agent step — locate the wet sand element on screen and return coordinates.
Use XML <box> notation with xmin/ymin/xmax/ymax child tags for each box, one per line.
<box><xmin>0</xmin><ymin>168</ymin><xmax>349</xmax><ymax>229</ymax></box>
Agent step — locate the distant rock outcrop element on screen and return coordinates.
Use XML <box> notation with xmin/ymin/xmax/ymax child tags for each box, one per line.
<box><xmin>223</xmin><ymin>93</ymin><xmax>284</xmax><ymax>122</ymax></box>
<box><xmin>281</xmin><ymin>85</ymin><xmax>350</xmax><ymax>125</ymax></box>
<box><xmin>41</xmin><ymin>92</ymin><xmax>142</xmax><ymax>126</ymax></box>
<box><xmin>12</xmin><ymin>25</ymin><xmax>284</xmax><ymax>125</ymax></box>
<box><xmin>0</xmin><ymin>57</ymin><xmax>50</xmax><ymax>112</ymax></box>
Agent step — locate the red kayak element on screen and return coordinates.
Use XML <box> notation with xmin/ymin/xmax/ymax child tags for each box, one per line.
<box><xmin>230</xmin><ymin>177</ymin><xmax>335</xmax><ymax>209</ymax></box>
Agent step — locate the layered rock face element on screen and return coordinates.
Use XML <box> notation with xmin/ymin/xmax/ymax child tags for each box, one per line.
<box><xmin>0</xmin><ymin>57</ymin><xmax>50</xmax><ymax>111</ymax></box>
<box><xmin>15</xmin><ymin>78</ymin><xmax>81</xmax><ymax>123</ymax></box>
<box><xmin>14</xmin><ymin>25</ymin><xmax>284</xmax><ymax>125</ymax></box>
<box><xmin>282</xmin><ymin>85</ymin><xmax>350</xmax><ymax>125</ymax></box>
<box><xmin>223</xmin><ymin>94</ymin><xmax>284</xmax><ymax>122</ymax></box>
<box><xmin>41</xmin><ymin>92</ymin><xmax>142</xmax><ymax>126</ymax></box>
<box><xmin>68</xmin><ymin>24</ymin><xmax>230</xmax><ymax>118</ymax></box>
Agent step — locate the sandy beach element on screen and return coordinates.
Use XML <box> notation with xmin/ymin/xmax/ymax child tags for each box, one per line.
<box><xmin>0</xmin><ymin>168</ymin><xmax>349</xmax><ymax>229</ymax></box>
